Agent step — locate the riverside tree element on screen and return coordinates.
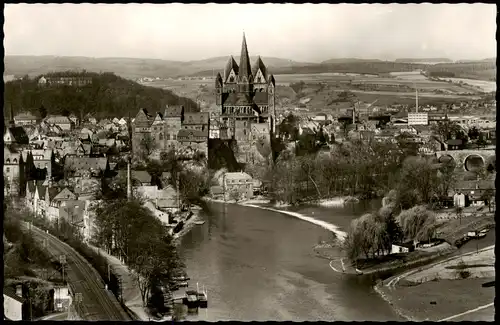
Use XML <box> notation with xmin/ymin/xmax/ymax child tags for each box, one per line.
<box><xmin>93</xmin><ymin>199</ymin><xmax>184</xmax><ymax>306</ymax></box>
<box><xmin>396</xmin><ymin>205</ymin><xmax>437</xmax><ymax>242</ymax></box>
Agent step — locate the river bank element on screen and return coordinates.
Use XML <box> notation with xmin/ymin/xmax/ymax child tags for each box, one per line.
<box><xmin>374</xmin><ymin>246</ymin><xmax>495</xmax><ymax>321</ymax></box>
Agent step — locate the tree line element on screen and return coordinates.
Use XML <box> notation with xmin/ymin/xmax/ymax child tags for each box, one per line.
<box><xmin>3</xmin><ymin>71</ymin><xmax>199</xmax><ymax>121</ymax></box>
<box><xmin>92</xmin><ymin>198</ymin><xmax>184</xmax><ymax>307</ymax></box>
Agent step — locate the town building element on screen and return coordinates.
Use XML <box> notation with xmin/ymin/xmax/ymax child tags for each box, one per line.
<box><xmin>4</xmin><ymin>147</ymin><xmax>24</xmax><ymax>196</ymax></box>
<box><xmin>407</xmin><ymin>112</ymin><xmax>429</xmax><ymax>126</ymax></box>
<box><xmin>21</xmin><ymin>149</ymin><xmax>54</xmax><ymax>179</ymax></box>
<box><xmin>44</xmin><ymin>115</ymin><xmax>74</xmax><ymax>131</ymax></box>
<box><xmin>164</xmin><ymin>105</ymin><xmax>184</xmax><ymax>151</ymax></box>
<box><xmin>3</xmin><ymin>287</ymin><xmax>26</xmax><ymax>320</ymax></box>
<box><xmin>4</xmin><ymin>126</ymin><xmax>29</xmax><ymax>146</ymax></box>
<box><xmin>223</xmin><ymin>171</ymin><xmax>254</xmax><ymax>201</ymax></box>
<box><xmin>14</xmin><ymin>112</ymin><xmax>38</xmax><ymax>126</ymax></box>
<box><xmin>214</xmin><ymin>33</ymin><xmax>276</xmax><ymax>139</ymax></box>
<box><xmin>39</xmin><ymin>75</ymin><xmax>93</xmax><ymax>87</ymax></box>
<box><xmin>177</xmin><ymin>129</ymin><xmax>209</xmax><ymax>158</ymax></box>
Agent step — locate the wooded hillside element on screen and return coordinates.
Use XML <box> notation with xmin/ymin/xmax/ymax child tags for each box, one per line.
<box><xmin>3</xmin><ymin>71</ymin><xmax>199</xmax><ymax>120</ymax></box>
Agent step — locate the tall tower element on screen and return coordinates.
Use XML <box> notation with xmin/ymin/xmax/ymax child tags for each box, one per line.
<box><xmin>415</xmin><ymin>85</ymin><xmax>419</xmax><ymax>113</ymax></box>
<box><xmin>268</xmin><ymin>74</ymin><xmax>276</xmax><ymax>135</ymax></box>
<box><xmin>238</xmin><ymin>33</ymin><xmax>253</xmax><ymax>94</ymax></box>
<box><xmin>9</xmin><ymin>103</ymin><xmax>15</xmax><ymax>128</ymax></box>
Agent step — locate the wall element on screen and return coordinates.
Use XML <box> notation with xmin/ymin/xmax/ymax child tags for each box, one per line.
<box><xmin>3</xmin><ymin>294</ymin><xmax>23</xmax><ymax>320</ymax></box>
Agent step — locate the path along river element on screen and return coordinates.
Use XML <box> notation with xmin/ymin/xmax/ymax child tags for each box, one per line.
<box><xmin>178</xmin><ymin>200</ymin><xmax>403</xmax><ymax>321</ymax></box>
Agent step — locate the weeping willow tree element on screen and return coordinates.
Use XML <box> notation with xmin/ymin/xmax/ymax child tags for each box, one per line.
<box><xmin>396</xmin><ymin>205</ymin><xmax>437</xmax><ymax>242</ymax></box>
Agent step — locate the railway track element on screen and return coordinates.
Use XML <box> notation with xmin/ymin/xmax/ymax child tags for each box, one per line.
<box><xmin>24</xmin><ymin>222</ymin><xmax>131</xmax><ymax>321</ymax></box>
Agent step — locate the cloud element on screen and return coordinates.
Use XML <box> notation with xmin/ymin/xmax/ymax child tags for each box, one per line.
<box><xmin>4</xmin><ymin>3</ymin><xmax>496</xmax><ymax>61</ymax></box>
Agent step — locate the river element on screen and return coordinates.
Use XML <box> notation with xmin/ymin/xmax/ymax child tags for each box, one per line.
<box><xmin>177</xmin><ymin>200</ymin><xmax>403</xmax><ymax>321</ymax></box>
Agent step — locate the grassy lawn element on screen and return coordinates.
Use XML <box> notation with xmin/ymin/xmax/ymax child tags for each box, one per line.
<box><xmin>435</xmin><ymin>211</ymin><xmax>495</xmax><ymax>245</ymax></box>
<box><xmin>383</xmin><ymin>276</ymin><xmax>495</xmax><ymax>321</ymax></box>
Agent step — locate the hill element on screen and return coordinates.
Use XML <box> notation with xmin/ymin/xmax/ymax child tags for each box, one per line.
<box><xmin>395</xmin><ymin>58</ymin><xmax>453</xmax><ymax>64</ymax></box>
<box><xmin>3</xmin><ymin>71</ymin><xmax>199</xmax><ymax>120</ymax></box>
<box><xmin>4</xmin><ymin>55</ymin><xmax>313</xmax><ymax>80</ymax></box>
<box><xmin>321</xmin><ymin>58</ymin><xmax>383</xmax><ymax>64</ymax></box>
<box><xmin>426</xmin><ymin>61</ymin><xmax>496</xmax><ymax>81</ymax></box>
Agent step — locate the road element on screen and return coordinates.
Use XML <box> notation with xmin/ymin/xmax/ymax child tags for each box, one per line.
<box><xmin>23</xmin><ymin>222</ymin><xmax>131</xmax><ymax>321</ymax></box>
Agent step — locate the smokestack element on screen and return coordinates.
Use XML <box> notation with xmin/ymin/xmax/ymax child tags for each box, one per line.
<box><xmin>415</xmin><ymin>84</ymin><xmax>419</xmax><ymax>113</ymax></box>
<box><xmin>127</xmin><ymin>158</ymin><xmax>132</xmax><ymax>200</ymax></box>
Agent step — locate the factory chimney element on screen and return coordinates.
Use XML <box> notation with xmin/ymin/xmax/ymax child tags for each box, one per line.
<box><xmin>127</xmin><ymin>157</ymin><xmax>132</xmax><ymax>200</ymax></box>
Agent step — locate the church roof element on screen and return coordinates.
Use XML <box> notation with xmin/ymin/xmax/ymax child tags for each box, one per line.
<box><xmin>268</xmin><ymin>74</ymin><xmax>275</xmax><ymax>86</ymax></box>
<box><xmin>253</xmin><ymin>92</ymin><xmax>268</xmax><ymax>105</ymax></box>
<box><xmin>238</xmin><ymin>33</ymin><xmax>252</xmax><ymax>81</ymax></box>
<box><xmin>215</xmin><ymin>73</ymin><xmax>223</xmax><ymax>87</ymax></box>
<box><xmin>222</xmin><ymin>93</ymin><xmax>254</xmax><ymax>106</ymax></box>
<box><xmin>224</xmin><ymin>56</ymin><xmax>239</xmax><ymax>82</ymax></box>
<box><xmin>252</xmin><ymin>56</ymin><xmax>268</xmax><ymax>82</ymax></box>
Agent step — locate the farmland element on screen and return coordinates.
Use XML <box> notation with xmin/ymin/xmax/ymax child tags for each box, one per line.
<box><xmin>141</xmin><ymin>71</ymin><xmax>490</xmax><ymax>114</ymax></box>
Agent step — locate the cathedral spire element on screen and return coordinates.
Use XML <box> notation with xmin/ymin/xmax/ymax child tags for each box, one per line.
<box><xmin>239</xmin><ymin>32</ymin><xmax>252</xmax><ymax>80</ymax></box>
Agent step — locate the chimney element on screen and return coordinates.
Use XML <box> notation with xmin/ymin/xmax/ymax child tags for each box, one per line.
<box><xmin>127</xmin><ymin>158</ymin><xmax>132</xmax><ymax>200</ymax></box>
<box><xmin>415</xmin><ymin>84</ymin><xmax>419</xmax><ymax>113</ymax></box>
<box><xmin>16</xmin><ymin>284</ymin><xmax>22</xmax><ymax>297</ymax></box>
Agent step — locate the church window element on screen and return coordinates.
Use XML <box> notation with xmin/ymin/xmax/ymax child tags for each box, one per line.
<box><xmin>229</xmin><ymin>76</ymin><xmax>234</xmax><ymax>82</ymax></box>
<box><xmin>6</xmin><ymin>158</ymin><xmax>10</xmax><ymax>163</ymax></box>
<box><xmin>6</xmin><ymin>167</ymin><xmax>10</xmax><ymax>172</ymax></box>
<box><xmin>13</xmin><ymin>158</ymin><xmax>17</xmax><ymax>163</ymax></box>
<box><xmin>257</xmin><ymin>76</ymin><xmax>262</xmax><ymax>83</ymax></box>
<box><xmin>243</xmin><ymin>129</ymin><xmax>247</xmax><ymax>136</ymax></box>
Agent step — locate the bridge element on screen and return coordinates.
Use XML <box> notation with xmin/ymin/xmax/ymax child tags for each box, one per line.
<box><xmin>435</xmin><ymin>149</ymin><xmax>496</xmax><ymax>172</ymax></box>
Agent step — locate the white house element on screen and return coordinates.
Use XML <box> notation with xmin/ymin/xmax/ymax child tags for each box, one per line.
<box><xmin>3</xmin><ymin>287</ymin><xmax>25</xmax><ymax>320</ymax></box>
<box><xmin>390</xmin><ymin>242</ymin><xmax>415</xmax><ymax>254</ymax></box>
<box><xmin>53</xmin><ymin>285</ymin><xmax>71</xmax><ymax>312</ymax></box>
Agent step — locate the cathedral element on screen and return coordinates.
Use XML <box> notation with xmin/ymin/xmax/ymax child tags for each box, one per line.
<box><xmin>213</xmin><ymin>33</ymin><xmax>276</xmax><ymax>140</ymax></box>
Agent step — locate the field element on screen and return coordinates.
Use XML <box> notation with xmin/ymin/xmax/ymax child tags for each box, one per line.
<box><xmin>142</xmin><ymin>71</ymin><xmax>488</xmax><ymax>114</ymax></box>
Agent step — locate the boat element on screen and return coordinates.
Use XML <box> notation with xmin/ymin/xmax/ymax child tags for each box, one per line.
<box><xmin>194</xmin><ymin>220</ymin><xmax>205</xmax><ymax>225</ymax></box>
<box><xmin>197</xmin><ymin>285</ymin><xmax>208</xmax><ymax>308</ymax></box>
<box><xmin>183</xmin><ymin>290</ymin><xmax>199</xmax><ymax>308</ymax></box>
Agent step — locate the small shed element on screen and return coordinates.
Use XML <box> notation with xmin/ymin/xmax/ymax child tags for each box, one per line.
<box><xmin>390</xmin><ymin>241</ymin><xmax>415</xmax><ymax>254</ymax></box>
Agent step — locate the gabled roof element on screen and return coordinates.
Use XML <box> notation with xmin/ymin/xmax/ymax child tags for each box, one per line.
<box><xmin>224</xmin><ymin>56</ymin><xmax>239</xmax><ymax>82</ymax></box>
<box><xmin>164</xmin><ymin>105</ymin><xmax>184</xmax><ymax>118</ymax></box>
<box><xmin>53</xmin><ymin>188</ymin><xmax>76</xmax><ymax>201</ymax></box>
<box><xmin>45</xmin><ymin>115</ymin><xmax>72</xmax><ymax>126</ymax></box>
<box><xmin>64</xmin><ymin>157</ymin><xmax>108</xmax><ymax>172</ymax></box>
<box><xmin>7</xmin><ymin>127</ymin><xmax>29</xmax><ymax>144</ymax></box>
<box><xmin>268</xmin><ymin>74</ymin><xmax>275</xmax><ymax>86</ymax></box>
<box><xmin>222</xmin><ymin>93</ymin><xmax>254</xmax><ymax>106</ymax></box>
<box><xmin>3</xmin><ymin>287</ymin><xmax>25</xmax><ymax>303</ymax></box>
<box><xmin>14</xmin><ymin>112</ymin><xmax>38</xmax><ymax>120</ymax></box>
<box><xmin>251</xmin><ymin>56</ymin><xmax>268</xmax><ymax>82</ymax></box>
<box><xmin>117</xmin><ymin>170</ymin><xmax>152</xmax><ymax>184</ymax></box>
<box><xmin>177</xmin><ymin>128</ymin><xmax>209</xmax><ymax>140</ymax></box>
<box><xmin>46</xmin><ymin>187</ymin><xmax>61</xmax><ymax>202</ymax></box>
<box><xmin>215</xmin><ymin>73</ymin><xmax>223</xmax><ymax>87</ymax></box>
<box><xmin>35</xmin><ymin>180</ymin><xmax>47</xmax><ymax>198</ymax></box>
<box><xmin>183</xmin><ymin>112</ymin><xmax>209</xmax><ymax>125</ymax></box>
<box><xmin>253</xmin><ymin>92</ymin><xmax>268</xmax><ymax>105</ymax></box>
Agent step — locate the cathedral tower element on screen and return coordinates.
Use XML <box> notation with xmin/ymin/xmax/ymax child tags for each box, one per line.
<box><xmin>237</xmin><ymin>33</ymin><xmax>253</xmax><ymax>94</ymax></box>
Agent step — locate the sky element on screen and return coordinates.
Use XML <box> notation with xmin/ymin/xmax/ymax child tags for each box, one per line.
<box><xmin>4</xmin><ymin>3</ymin><xmax>497</xmax><ymax>62</ymax></box>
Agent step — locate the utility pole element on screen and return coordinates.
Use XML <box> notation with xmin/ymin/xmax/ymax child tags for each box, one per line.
<box><xmin>60</xmin><ymin>255</ymin><xmax>66</xmax><ymax>285</ymax></box>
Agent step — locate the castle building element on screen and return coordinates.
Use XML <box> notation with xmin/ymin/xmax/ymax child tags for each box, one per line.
<box><xmin>214</xmin><ymin>33</ymin><xmax>276</xmax><ymax>140</ymax></box>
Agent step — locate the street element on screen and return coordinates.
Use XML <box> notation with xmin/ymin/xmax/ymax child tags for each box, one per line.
<box><xmin>23</xmin><ymin>222</ymin><xmax>131</xmax><ymax>321</ymax></box>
